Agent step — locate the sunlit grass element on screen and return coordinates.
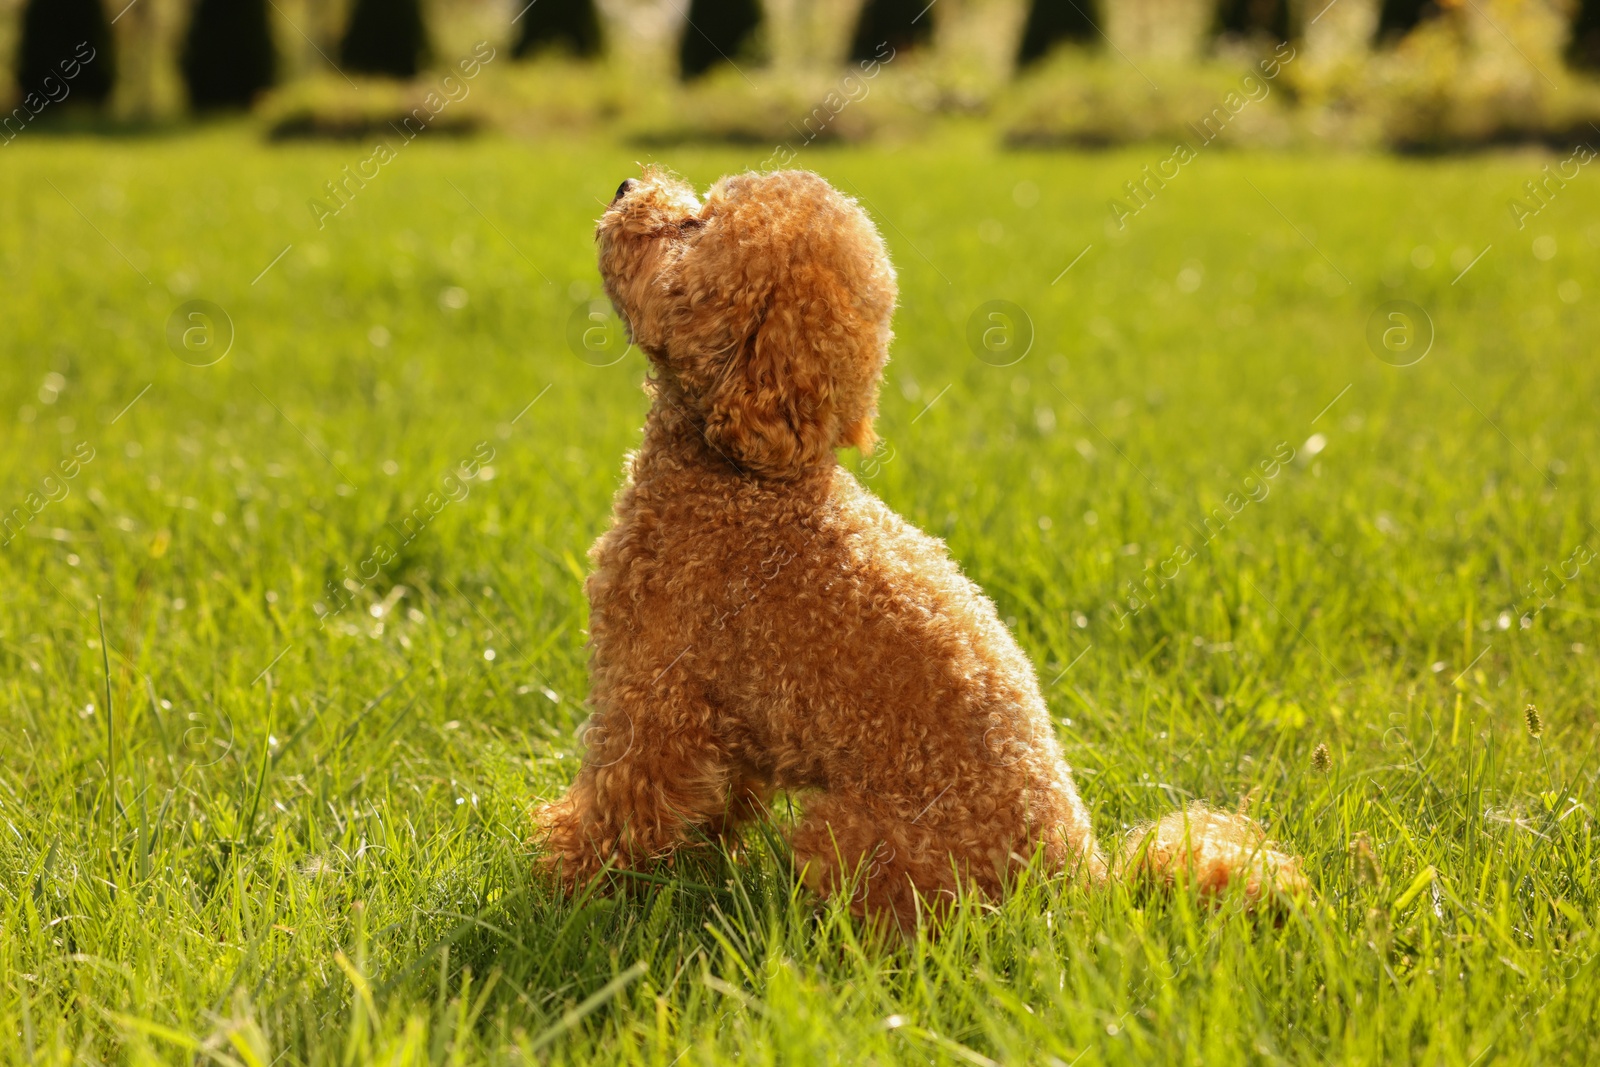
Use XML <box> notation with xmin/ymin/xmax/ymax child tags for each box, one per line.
<box><xmin>0</xmin><ymin>127</ymin><xmax>1596</xmax><ymax>1064</ymax></box>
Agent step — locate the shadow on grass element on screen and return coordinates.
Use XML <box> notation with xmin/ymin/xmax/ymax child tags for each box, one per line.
<box><xmin>352</xmin><ymin>822</ymin><xmax>819</xmax><ymax>1047</ymax></box>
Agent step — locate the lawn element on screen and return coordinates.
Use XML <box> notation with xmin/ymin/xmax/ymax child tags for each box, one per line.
<box><xmin>1</xmin><ymin>127</ymin><xmax>1597</xmax><ymax>1065</ymax></box>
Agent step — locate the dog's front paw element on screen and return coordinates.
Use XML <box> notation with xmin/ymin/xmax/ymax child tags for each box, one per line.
<box><xmin>531</xmin><ymin>797</ymin><xmax>613</xmax><ymax>891</ymax></box>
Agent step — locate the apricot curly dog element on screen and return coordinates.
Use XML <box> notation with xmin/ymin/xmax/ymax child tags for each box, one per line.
<box><xmin>536</xmin><ymin>167</ymin><xmax>1306</xmax><ymax>929</ymax></box>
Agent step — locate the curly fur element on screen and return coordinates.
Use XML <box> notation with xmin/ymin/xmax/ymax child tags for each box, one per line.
<box><xmin>535</xmin><ymin>167</ymin><xmax>1307</xmax><ymax>929</ymax></box>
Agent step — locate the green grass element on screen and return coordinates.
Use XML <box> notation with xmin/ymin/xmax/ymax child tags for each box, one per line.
<box><xmin>1</xmin><ymin>127</ymin><xmax>1597</xmax><ymax>1065</ymax></box>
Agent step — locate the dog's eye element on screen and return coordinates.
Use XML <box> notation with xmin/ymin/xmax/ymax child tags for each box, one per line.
<box><xmin>679</xmin><ymin>218</ymin><xmax>705</xmax><ymax>231</ymax></box>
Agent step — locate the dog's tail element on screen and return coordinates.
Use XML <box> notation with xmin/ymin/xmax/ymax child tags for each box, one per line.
<box><xmin>1112</xmin><ymin>800</ymin><xmax>1309</xmax><ymax>905</ymax></box>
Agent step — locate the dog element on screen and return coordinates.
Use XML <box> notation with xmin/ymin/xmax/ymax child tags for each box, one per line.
<box><xmin>535</xmin><ymin>167</ymin><xmax>1306</xmax><ymax>929</ymax></box>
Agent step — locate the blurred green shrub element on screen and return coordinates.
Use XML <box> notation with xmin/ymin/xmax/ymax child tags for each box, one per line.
<box><xmin>262</xmin><ymin>73</ymin><xmax>484</xmax><ymax>140</ymax></box>
<box><xmin>1292</xmin><ymin>0</ymin><xmax>1600</xmax><ymax>150</ymax></box>
<box><xmin>23</xmin><ymin>0</ymin><xmax>1588</xmax><ymax>151</ymax></box>
<box><xmin>483</xmin><ymin>57</ymin><xmax>635</xmax><ymax>137</ymax></box>
<box><xmin>628</xmin><ymin>51</ymin><xmax>935</xmax><ymax>149</ymax></box>
<box><xmin>513</xmin><ymin>0</ymin><xmax>604</xmax><ymax>60</ymax></box>
<box><xmin>260</xmin><ymin>51</ymin><xmax>642</xmax><ymax>142</ymax></box>
<box><xmin>1000</xmin><ymin>46</ymin><xmax>1296</xmax><ymax>148</ymax></box>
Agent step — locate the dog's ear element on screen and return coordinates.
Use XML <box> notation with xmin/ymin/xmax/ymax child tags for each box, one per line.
<box><xmin>700</xmin><ymin>294</ymin><xmax>840</xmax><ymax>479</ymax></box>
<box><xmin>674</xmin><ymin>170</ymin><xmax>895</xmax><ymax>478</ymax></box>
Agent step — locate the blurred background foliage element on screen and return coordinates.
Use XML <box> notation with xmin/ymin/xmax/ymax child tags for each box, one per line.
<box><xmin>3</xmin><ymin>0</ymin><xmax>1600</xmax><ymax>151</ymax></box>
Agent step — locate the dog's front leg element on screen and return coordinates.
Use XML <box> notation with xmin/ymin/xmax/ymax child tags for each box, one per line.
<box><xmin>533</xmin><ymin>675</ymin><xmax>739</xmax><ymax>891</ymax></box>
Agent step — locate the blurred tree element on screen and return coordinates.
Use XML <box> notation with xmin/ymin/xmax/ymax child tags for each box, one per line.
<box><xmin>763</xmin><ymin>0</ymin><xmax>865</xmax><ymax>71</ymax></box>
<box><xmin>340</xmin><ymin>0</ymin><xmax>430</xmax><ymax>77</ymax></box>
<box><xmin>15</xmin><ymin>0</ymin><xmax>115</xmax><ymax>105</ymax></box>
<box><xmin>1374</xmin><ymin>0</ymin><xmax>1435</xmax><ymax>42</ymax></box>
<box><xmin>1571</xmin><ymin>0</ymin><xmax>1600</xmax><ymax>69</ymax></box>
<box><xmin>181</xmin><ymin>0</ymin><xmax>276</xmax><ymax>109</ymax></box>
<box><xmin>849</xmin><ymin>0</ymin><xmax>935</xmax><ymax>63</ymax></box>
<box><xmin>1016</xmin><ymin>0</ymin><xmax>1098</xmax><ymax>67</ymax></box>
<box><xmin>679</xmin><ymin>0</ymin><xmax>763</xmax><ymax>78</ymax></box>
<box><xmin>514</xmin><ymin>0</ymin><xmax>604</xmax><ymax>59</ymax></box>
<box><xmin>1214</xmin><ymin>0</ymin><xmax>1291</xmax><ymax>43</ymax></box>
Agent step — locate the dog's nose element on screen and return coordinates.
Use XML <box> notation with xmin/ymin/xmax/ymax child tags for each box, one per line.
<box><xmin>612</xmin><ymin>179</ymin><xmax>638</xmax><ymax>204</ymax></box>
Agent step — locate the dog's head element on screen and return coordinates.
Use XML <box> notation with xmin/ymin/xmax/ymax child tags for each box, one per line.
<box><xmin>596</xmin><ymin>167</ymin><xmax>897</xmax><ymax>479</ymax></box>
